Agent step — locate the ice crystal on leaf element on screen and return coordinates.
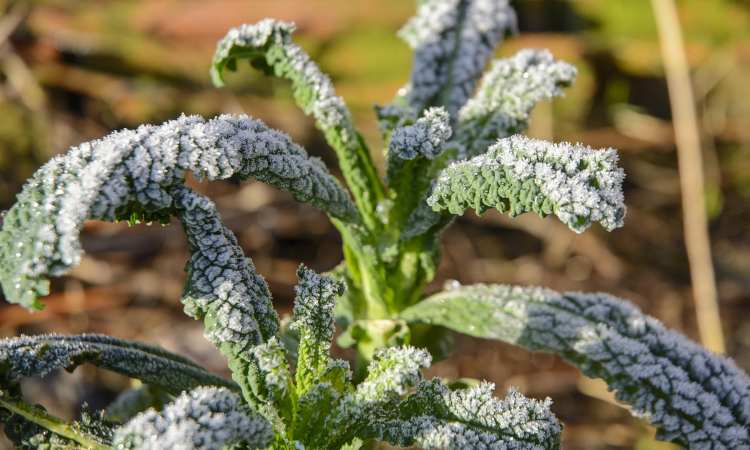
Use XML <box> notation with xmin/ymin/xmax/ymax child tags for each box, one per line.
<box><xmin>398</xmin><ymin>0</ymin><xmax>517</xmax><ymax>117</ymax></box>
<box><xmin>113</xmin><ymin>387</ymin><xmax>273</xmax><ymax>450</ymax></box>
<box><xmin>401</xmin><ymin>284</ymin><xmax>750</xmax><ymax>448</ymax></box>
<box><xmin>428</xmin><ymin>135</ymin><xmax>626</xmax><ymax>233</ymax></box>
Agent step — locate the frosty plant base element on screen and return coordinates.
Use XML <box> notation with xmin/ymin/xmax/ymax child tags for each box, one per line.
<box><xmin>0</xmin><ymin>1</ymin><xmax>748</xmax><ymax>449</ymax></box>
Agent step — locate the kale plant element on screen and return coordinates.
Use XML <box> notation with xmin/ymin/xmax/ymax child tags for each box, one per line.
<box><xmin>0</xmin><ymin>1</ymin><xmax>748</xmax><ymax>448</ymax></box>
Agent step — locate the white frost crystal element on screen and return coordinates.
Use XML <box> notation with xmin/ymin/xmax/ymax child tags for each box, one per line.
<box><xmin>398</xmin><ymin>0</ymin><xmax>517</xmax><ymax>116</ymax></box>
<box><xmin>404</xmin><ymin>284</ymin><xmax>750</xmax><ymax>448</ymax></box>
<box><xmin>455</xmin><ymin>49</ymin><xmax>577</xmax><ymax>159</ymax></box>
<box><xmin>389</xmin><ymin>107</ymin><xmax>452</xmax><ymax>160</ymax></box>
<box><xmin>428</xmin><ymin>135</ymin><xmax>626</xmax><ymax>233</ymax></box>
<box><xmin>0</xmin><ymin>113</ymin><xmax>355</xmax><ymax>309</ymax></box>
<box><xmin>113</xmin><ymin>387</ymin><xmax>272</xmax><ymax>450</ymax></box>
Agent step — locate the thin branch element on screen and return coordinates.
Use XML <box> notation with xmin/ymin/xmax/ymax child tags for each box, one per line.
<box><xmin>651</xmin><ymin>0</ymin><xmax>725</xmax><ymax>352</ymax></box>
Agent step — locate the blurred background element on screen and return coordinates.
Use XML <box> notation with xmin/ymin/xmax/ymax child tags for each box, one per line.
<box><xmin>0</xmin><ymin>0</ymin><xmax>749</xmax><ymax>448</ymax></box>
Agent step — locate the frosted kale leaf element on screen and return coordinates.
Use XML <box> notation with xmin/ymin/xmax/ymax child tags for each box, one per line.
<box><xmin>174</xmin><ymin>187</ymin><xmax>278</xmax><ymax>399</ymax></box>
<box><xmin>0</xmin><ymin>334</ymin><xmax>236</xmax><ymax>394</ymax></box>
<box><xmin>290</xmin><ymin>265</ymin><xmax>345</xmax><ymax>392</ymax></box>
<box><xmin>398</xmin><ymin>0</ymin><xmax>517</xmax><ymax>117</ymax></box>
<box><xmin>427</xmin><ymin>135</ymin><xmax>626</xmax><ymax>233</ymax></box>
<box><xmin>454</xmin><ymin>49</ymin><xmax>577</xmax><ymax>159</ymax></box>
<box><xmin>113</xmin><ymin>387</ymin><xmax>273</xmax><ymax>450</ymax></box>
<box><xmin>400</xmin><ymin>284</ymin><xmax>750</xmax><ymax>448</ymax></box>
<box><xmin>211</xmin><ymin>19</ymin><xmax>383</xmax><ymax>228</ymax></box>
<box><xmin>0</xmin><ymin>113</ymin><xmax>355</xmax><ymax>310</ymax></box>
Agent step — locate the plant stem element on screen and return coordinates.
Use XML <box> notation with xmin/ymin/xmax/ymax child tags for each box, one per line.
<box><xmin>0</xmin><ymin>393</ymin><xmax>110</xmax><ymax>449</ymax></box>
<box><xmin>651</xmin><ymin>0</ymin><xmax>725</xmax><ymax>353</ymax></box>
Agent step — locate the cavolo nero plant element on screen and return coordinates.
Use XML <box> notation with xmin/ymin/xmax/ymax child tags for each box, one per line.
<box><xmin>0</xmin><ymin>0</ymin><xmax>748</xmax><ymax>449</ymax></box>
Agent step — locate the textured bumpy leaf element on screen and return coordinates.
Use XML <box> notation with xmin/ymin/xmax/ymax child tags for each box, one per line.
<box><xmin>454</xmin><ymin>49</ymin><xmax>577</xmax><ymax>159</ymax></box>
<box><xmin>212</xmin><ymin>19</ymin><xmax>383</xmax><ymax>227</ymax></box>
<box><xmin>401</xmin><ymin>284</ymin><xmax>750</xmax><ymax>448</ymax></box>
<box><xmin>0</xmin><ymin>334</ymin><xmax>236</xmax><ymax>394</ymax></box>
<box><xmin>427</xmin><ymin>135</ymin><xmax>626</xmax><ymax>233</ymax></box>
<box><xmin>291</xmin><ymin>265</ymin><xmax>345</xmax><ymax>392</ymax></box>
<box><xmin>398</xmin><ymin>0</ymin><xmax>517</xmax><ymax>117</ymax></box>
<box><xmin>0</xmin><ymin>113</ymin><xmax>355</xmax><ymax>309</ymax></box>
<box><xmin>370</xmin><ymin>380</ymin><xmax>561</xmax><ymax>450</ymax></box>
<box><xmin>174</xmin><ymin>187</ymin><xmax>279</xmax><ymax>399</ymax></box>
<box><xmin>113</xmin><ymin>387</ymin><xmax>273</xmax><ymax>450</ymax></box>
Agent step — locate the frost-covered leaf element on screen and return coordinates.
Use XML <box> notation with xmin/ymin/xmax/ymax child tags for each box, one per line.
<box><xmin>290</xmin><ymin>265</ymin><xmax>345</xmax><ymax>392</ymax></box>
<box><xmin>397</xmin><ymin>0</ymin><xmax>517</xmax><ymax>117</ymax></box>
<box><xmin>401</xmin><ymin>284</ymin><xmax>750</xmax><ymax>448</ymax></box>
<box><xmin>369</xmin><ymin>380</ymin><xmax>561</xmax><ymax>450</ymax></box>
<box><xmin>454</xmin><ymin>49</ymin><xmax>577</xmax><ymax>160</ymax></box>
<box><xmin>174</xmin><ymin>187</ymin><xmax>278</xmax><ymax>399</ymax></box>
<box><xmin>113</xmin><ymin>386</ymin><xmax>272</xmax><ymax>450</ymax></box>
<box><xmin>0</xmin><ymin>113</ymin><xmax>355</xmax><ymax>310</ymax></box>
<box><xmin>0</xmin><ymin>334</ymin><xmax>235</xmax><ymax>394</ymax></box>
<box><xmin>427</xmin><ymin>135</ymin><xmax>626</xmax><ymax>233</ymax></box>
<box><xmin>212</xmin><ymin>19</ymin><xmax>383</xmax><ymax>228</ymax></box>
